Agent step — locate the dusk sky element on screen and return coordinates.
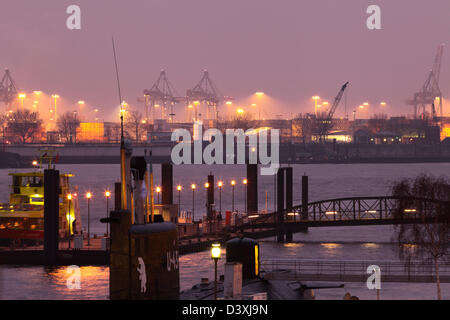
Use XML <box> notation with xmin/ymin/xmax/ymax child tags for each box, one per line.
<box><xmin>2</xmin><ymin>0</ymin><xmax>450</xmax><ymax>121</ymax></box>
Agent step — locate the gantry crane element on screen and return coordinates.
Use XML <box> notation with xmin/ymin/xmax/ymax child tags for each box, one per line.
<box><xmin>186</xmin><ymin>70</ymin><xmax>233</xmax><ymax>121</ymax></box>
<box><xmin>407</xmin><ymin>44</ymin><xmax>444</xmax><ymax>120</ymax></box>
<box><xmin>0</xmin><ymin>69</ymin><xmax>18</xmax><ymax>109</ymax></box>
<box><xmin>315</xmin><ymin>81</ymin><xmax>349</xmax><ymax>141</ymax></box>
<box><xmin>143</xmin><ymin>70</ymin><xmax>184</xmax><ymax>122</ymax></box>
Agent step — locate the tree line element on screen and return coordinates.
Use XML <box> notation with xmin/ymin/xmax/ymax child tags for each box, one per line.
<box><xmin>1</xmin><ymin>108</ymin><xmax>147</xmax><ymax>144</ymax></box>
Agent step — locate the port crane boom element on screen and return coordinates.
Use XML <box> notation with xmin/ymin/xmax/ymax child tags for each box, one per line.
<box><xmin>316</xmin><ymin>81</ymin><xmax>349</xmax><ymax>141</ymax></box>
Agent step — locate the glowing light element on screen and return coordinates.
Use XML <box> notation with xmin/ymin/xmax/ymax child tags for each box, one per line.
<box><xmin>177</xmin><ymin>185</ymin><xmax>182</xmax><ymax>191</ymax></box>
<box><xmin>105</xmin><ymin>191</ymin><xmax>111</xmax><ymax>198</ymax></box>
<box><xmin>33</xmin><ymin>91</ymin><xmax>42</xmax><ymax>96</ymax></box>
<box><xmin>231</xmin><ymin>180</ymin><xmax>236</xmax><ymax>186</ymax></box>
<box><xmin>156</xmin><ymin>186</ymin><xmax>162</xmax><ymax>193</ymax></box>
<box><xmin>255</xmin><ymin>92</ymin><xmax>265</xmax><ymax>97</ymax></box>
<box><xmin>86</xmin><ymin>192</ymin><xmax>92</xmax><ymax>199</ymax></box>
<box><xmin>312</xmin><ymin>96</ymin><xmax>320</xmax><ymax>101</ymax></box>
<box><xmin>67</xmin><ymin>194</ymin><xmax>73</xmax><ymax>200</ymax></box>
<box><xmin>204</xmin><ymin>182</ymin><xmax>210</xmax><ymax>189</ymax></box>
<box><xmin>191</xmin><ymin>184</ymin><xmax>196</xmax><ymax>190</ymax></box>
<box><xmin>211</xmin><ymin>243</ymin><xmax>221</xmax><ymax>259</ymax></box>
<box><xmin>18</xmin><ymin>93</ymin><xmax>26</xmax><ymax>99</ymax></box>
<box><xmin>380</xmin><ymin>102</ymin><xmax>387</xmax><ymax>106</ymax></box>
<box><xmin>32</xmin><ymin>160</ymin><xmax>38</xmax><ymax>166</ymax></box>
<box><xmin>236</xmin><ymin>108</ymin><xmax>245</xmax><ymax>115</ymax></box>
<box><xmin>218</xmin><ymin>181</ymin><xmax>223</xmax><ymax>188</ymax></box>
<box><xmin>52</xmin><ymin>94</ymin><xmax>60</xmax><ymax>99</ymax></box>
<box><xmin>78</xmin><ymin>101</ymin><xmax>85</xmax><ymax>105</ymax></box>
<box><xmin>243</xmin><ymin>179</ymin><xmax>248</xmax><ymax>185</ymax></box>
<box><xmin>225</xmin><ymin>101</ymin><xmax>232</xmax><ymax>105</ymax></box>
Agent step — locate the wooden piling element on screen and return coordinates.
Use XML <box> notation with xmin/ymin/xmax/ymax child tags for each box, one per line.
<box><xmin>44</xmin><ymin>169</ymin><xmax>59</xmax><ymax>266</ymax></box>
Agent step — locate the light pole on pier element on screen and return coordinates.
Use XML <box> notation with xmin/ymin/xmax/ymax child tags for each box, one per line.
<box><xmin>105</xmin><ymin>191</ymin><xmax>111</xmax><ymax>237</ymax></box>
<box><xmin>67</xmin><ymin>193</ymin><xmax>72</xmax><ymax>249</ymax></box>
<box><xmin>191</xmin><ymin>184</ymin><xmax>196</xmax><ymax>219</ymax></box>
<box><xmin>217</xmin><ymin>181</ymin><xmax>223</xmax><ymax>215</ymax></box>
<box><xmin>231</xmin><ymin>180</ymin><xmax>236</xmax><ymax>212</ymax></box>
<box><xmin>86</xmin><ymin>192</ymin><xmax>92</xmax><ymax>246</ymax></box>
<box><xmin>177</xmin><ymin>185</ymin><xmax>182</xmax><ymax>216</ymax></box>
<box><xmin>211</xmin><ymin>243</ymin><xmax>221</xmax><ymax>300</ymax></box>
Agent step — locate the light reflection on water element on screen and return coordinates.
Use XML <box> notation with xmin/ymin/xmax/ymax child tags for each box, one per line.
<box><xmin>0</xmin><ymin>266</ymin><xmax>109</xmax><ymax>300</ymax></box>
<box><xmin>1</xmin><ymin>163</ymin><xmax>450</xmax><ymax>299</ymax></box>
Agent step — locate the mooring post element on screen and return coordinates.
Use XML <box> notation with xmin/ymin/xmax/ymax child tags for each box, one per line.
<box><xmin>302</xmin><ymin>175</ymin><xmax>309</xmax><ymax>220</ymax></box>
<box><xmin>161</xmin><ymin>163</ymin><xmax>173</xmax><ymax>205</ymax></box>
<box><xmin>114</xmin><ymin>182</ymin><xmax>122</xmax><ymax>211</ymax></box>
<box><xmin>285</xmin><ymin>167</ymin><xmax>293</xmax><ymax>242</ymax></box>
<box><xmin>44</xmin><ymin>169</ymin><xmax>60</xmax><ymax>266</ymax></box>
<box><xmin>246</xmin><ymin>164</ymin><xmax>258</xmax><ymax>214</ymax></box>
<box><xmin>207</xmin><ymin>173</ymin><xmax>214</xmax><ymax>233</ymax></box>
<box><xmin>276</xmin><ymin>169</ymin><xmax>285</xmax><ymax>243</ymax></box>
<box><xmin>109</xmin><ymin>210</ymin><xmax>132</xmax><ymax>300</ymax></box>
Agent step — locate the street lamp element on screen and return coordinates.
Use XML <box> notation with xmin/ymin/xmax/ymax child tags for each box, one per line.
<box><xmin>191</xmin><ymin>184</ymin><xmax>196</xmax><ymax>218</ymax></box>
<box><xmin>231</xmin><ymin>180</ymin><xmax>236</xmax><ymax>212</ymax></box>
<box><xmin>18</xmin><ymin>93</ymin><xmax>26</xmax><ymax>108</ymax></box>
<box><xmin>67</xmin><ymin>193</ymin><xmax>73</xmax><ymax>249</ymax></box>
<box><xmin>86</xmin><ymin>192</ymin><xmax>92</xmax><ymax>246</ymax></box>
<box><xmin>156</xmin><ymin>186</ymin><xmax>161</xmax><ymax>204</ymax></box>
<box><xmin>211</xmin><ymin>243</ymin><xmax>221</xmax><ymax>300</ymax></box>
<box><xmin>243</xmin><ymin>179</ymin><xmax>248</xmax><ymax>213</ymax></box>
<box><xmin>312</xmin><ymin>96</ymin><xmax>320</xmax><ymax>116</ymax></box>
<box><xmin>52</xmin><ymin>94</ymin><xmax>60</xmax><ymax>123</ymax></box>
<box><xmin>217</xmin><ymin>181</ymin><xmax>223</xmax><ymax>215</ymax></box>
<box><xmin>177</xmin><ymin>185</ymin><xmax>182</xmax><ymax>215</ymax></box>
<box><xmin>105</xmin><ymin>190</ymin><xmax>111</xmax><ymax>237</ymax></box>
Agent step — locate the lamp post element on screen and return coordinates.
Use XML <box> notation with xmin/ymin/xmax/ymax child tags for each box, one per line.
<box><xmin>156</xmin><ymin>186</ymin><xmax>161</xmax><ymax>204</ymax></box>
<box><xmin>52</xmin><ymin>94</ymin><xmax>59</xmax><ymax>123</ymax></box>
<box><xmin>312</xmin><ymin>96</ymin><xmax>320</xmax><ymax>116</ymax></box>
<box><xmin>18</xmin><ymin>93</ymin><xmax>26</xmax><ymax>108</ymax></box>
<box><xmin>211</xmin><ymin>243</ymin><xmax>221</xmax><ymax>300</ymax></box>
<box><xmin>177</xmin><ymin>185</ymin><xmax>182</xmax><ymax>216</ymax></box>
<box><xmin>217</xmin><ymin>181</ymin><xmax>223</xmax><ymax>215</ymax></box>
<box><xmin>231</xmin><ymin>180</ymin><xmax>236</xmax><ymax>212</ymax></box>
<box><xmin>105</xmin><ymin>190</ymin><xmax>111</xmax><ymax>237</ymax></box>
<box><xmin>67</xmin><ymin>193</ymin><xmax>72</xmax><ymax>249</ymax></box>
<box><xmin>86</xmin><ymin>192</ymin><xmax>92</xmax><ymax>246</ymax></box>
<box><xmin>243</xmin><ymin>179</ymin><xmax>248</xmax><ymax>213</ymax></box>
<box><xmin>191</xmin><ymin>184</ymin><xmax>196</xmax><ymax>218</ymax></box>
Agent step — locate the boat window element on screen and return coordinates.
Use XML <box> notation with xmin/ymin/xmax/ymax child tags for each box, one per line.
<box><xmin>13</xmin><ymin>176</ymin><xmax>21</xmax><ymax>187</ymax></box>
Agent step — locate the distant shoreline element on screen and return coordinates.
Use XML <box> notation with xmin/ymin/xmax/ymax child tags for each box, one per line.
<box><xmin>6</xmin><ymin>155</ymin><xmax>450</xmax><ymax>167</ymax></box>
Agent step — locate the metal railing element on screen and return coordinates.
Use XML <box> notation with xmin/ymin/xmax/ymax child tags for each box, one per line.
<box><xmin>260</xmin><ymin>259</ymin><xmax>450</xmax><ymax>283</ymax></box>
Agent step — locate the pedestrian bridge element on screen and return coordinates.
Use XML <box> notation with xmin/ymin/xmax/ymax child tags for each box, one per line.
<box><xmin>231</xmin><ymin>196</ymin><xmax>449</xmax><ymax>232</ymax></box>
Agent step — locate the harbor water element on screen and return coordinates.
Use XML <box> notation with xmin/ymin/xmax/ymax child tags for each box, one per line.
<box><xmin>1</xmin><ymin>163</ymin><xmax>450</xmax><ymax>299</ymax></box>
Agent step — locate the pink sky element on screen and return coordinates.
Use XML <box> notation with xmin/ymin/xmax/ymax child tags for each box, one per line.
<box><xmin>2</xmin><ymin>0</ymin><xmax>450</xmax><ymax>121</ymax></box>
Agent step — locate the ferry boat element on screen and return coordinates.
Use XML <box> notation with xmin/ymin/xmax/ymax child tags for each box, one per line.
<box><xmin>0</xmin><ymin>151</ymin><xmax>81</xmax><ymax>245</ymax></box>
